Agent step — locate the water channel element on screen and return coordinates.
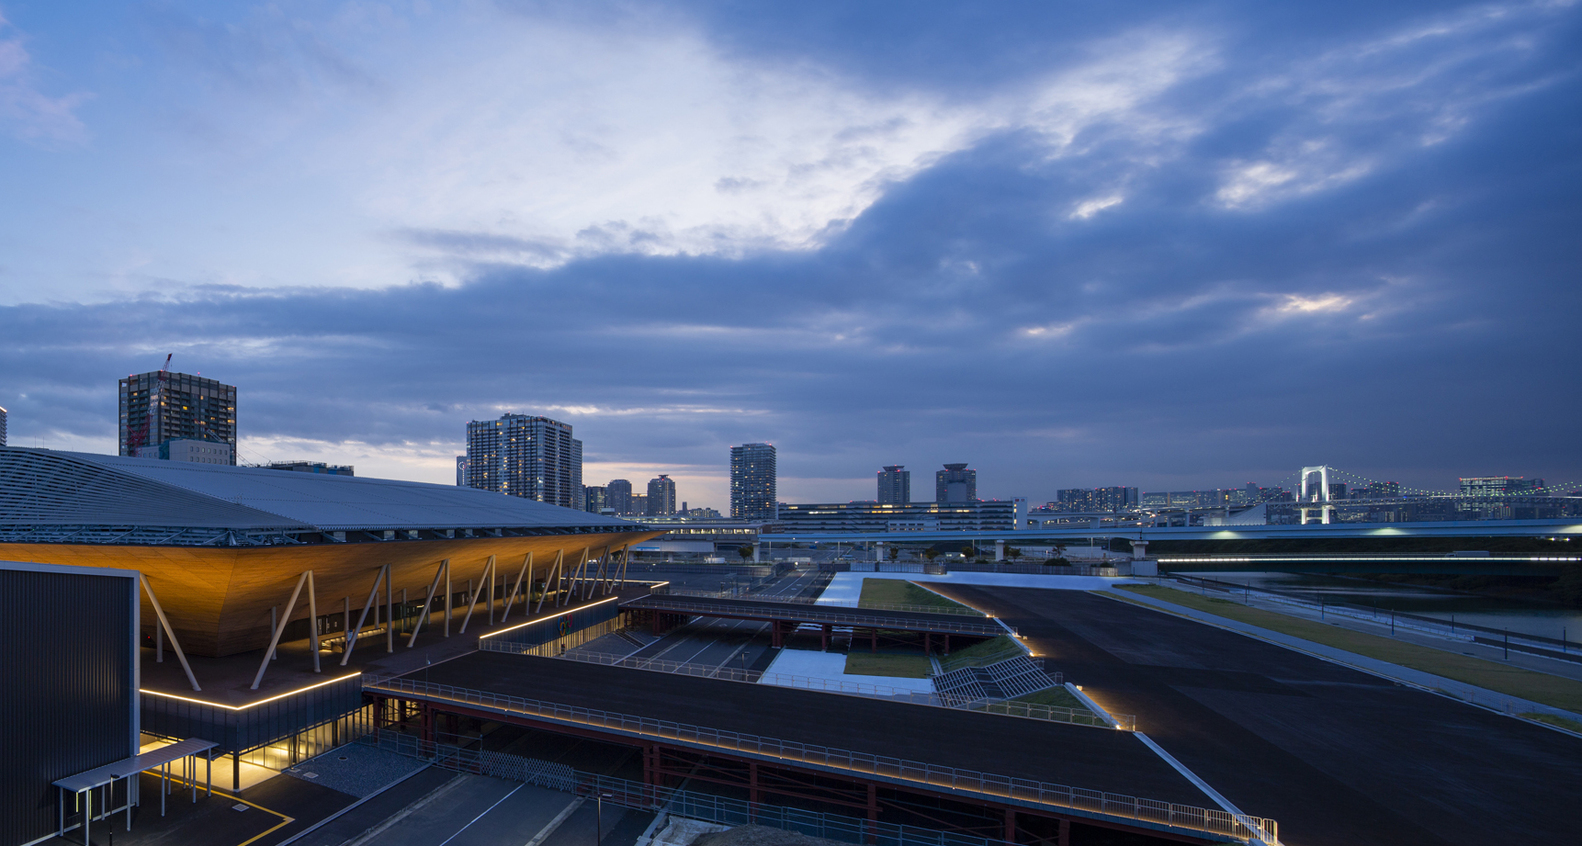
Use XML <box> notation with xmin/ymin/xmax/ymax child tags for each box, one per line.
<box><xmin>1189</xmin><ymin>570</ymin><xmax>1582</xmax><ymax>645</ymax></box>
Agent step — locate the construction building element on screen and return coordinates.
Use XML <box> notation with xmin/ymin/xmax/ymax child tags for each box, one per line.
<box><xmin>118</xmin><ymin>366</ymin><xmax>237</xmax><ymax>465</ymax></box>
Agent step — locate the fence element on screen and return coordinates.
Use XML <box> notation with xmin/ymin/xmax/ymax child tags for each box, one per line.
<box><xmin>357</xmin><ymin>730</ymin><xmax>1009</xmax><ymax>846</ymax></box>
<box><xmin>1170</xmin><ymin>575</ymin><xmax>1579</xmax><ymax>656</ymax></box>
<box><xmin>363</xmin><ymin>676</ymin><xmax>1272</xmax><ymax>844</ymax></box>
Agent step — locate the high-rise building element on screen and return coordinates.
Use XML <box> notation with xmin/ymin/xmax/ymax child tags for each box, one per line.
<box><xmin>1460</xmin><ymin>476</ymin><xmax>1545</xmax><ymax>496</ymax></box>
<box><xmin>730</xmin><ymin>443</ymin><xmax>778</xmax><ymax>520</ymax></box>
<box><xmin>935</xmin><ymin>463</ymin><xmax>977</xmax><ymax>503</ymax></box>
<box><xmin>0</xmin><ymin>405</ymin><xmax>6</xmax><ymax>447</ymax></box>
<box><xmin>631</xmin><ymin>494</ymin><xmax>648</xmax><ymax>516</ymax></box>
<box><xmin>607</xmin><ymin>479</ymin><xmax>634</xmax><ymax>515</ymax></box>
<box><xmin>464</xmin><ymin>414</ymin><xmax>583</xmax><ymax>510</ymax></box>
<box><xmin>118</xmin><ymin>370</ymin><xmax>237</xmax><ymax>464</ymax></box>
<box><xmin>584</xmin><ymin>485</ymin><xmax>610</xmax><ymax>514</ymax></box>
<box><xmin>647</xmin><ymin>475</ymin><xmax>677</xmax><ymax>516</ymax></box>
<box><xmin>878</xmin><ymin>465</ymin><xmax>910</xmax><ymax>504</ymax></box>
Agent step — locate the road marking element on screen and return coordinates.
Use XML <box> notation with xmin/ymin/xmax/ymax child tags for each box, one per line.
<box><xmin>436</xmin><ymin>782</ymin><xmax>525</xmax><ymax>846</ymax></box>
<box><xmin>161</xmin><ymin>774</ymin><xmax>294</xmax><ymax>846</ymax></box>
<box><xmin>522</xmin><ymin>796</ymin><xmax>588</xmax><ymax>846</ymax></box>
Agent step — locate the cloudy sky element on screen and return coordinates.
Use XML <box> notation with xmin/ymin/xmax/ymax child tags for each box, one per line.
<box><xmin>1</xmin><ymin>0</ymin><xmax>1579</xmax><ymax>508</ymax></box>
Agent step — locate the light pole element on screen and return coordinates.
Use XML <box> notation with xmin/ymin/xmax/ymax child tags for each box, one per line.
<box><xmin>597</xmin><ymin>792</ymin><xmax>612</xmax><ymax>845</ymax></box>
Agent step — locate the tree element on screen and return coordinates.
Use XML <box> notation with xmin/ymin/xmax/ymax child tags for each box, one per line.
<box><xmin>1005</xmin><ymin>546</ymin><xmax>1022</xmax><ymax>560</ymax></box>
<box><xmin>924</xmin><ymin>547</ymin><xmax>939</xmax><ymax>561</ymax></box>
<box><xmin>738</xmin><ymin>545</ymin><xmax>755</xmax><ymax>561</ymax></box>
<box><xmin>888</xmin><ymin>545</ymin><xmax>900</xmax><ymax>561</ymax></box>
<box><xmin>962</xmin><ymin>544</ymin><xmax>977</xmax><ymax>559</ymax></box>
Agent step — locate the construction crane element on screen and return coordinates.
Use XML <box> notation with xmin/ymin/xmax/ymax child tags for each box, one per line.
<box><xmin>126</xmin><ymin>354</ymin><xmax>172</xmax><ymax>454</ymax></box>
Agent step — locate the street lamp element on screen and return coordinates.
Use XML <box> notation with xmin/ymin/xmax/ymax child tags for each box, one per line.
<box><xmin>597</xmin><ymin>792</ymin><xmax>613</xmax><ymax>845</ymax></box>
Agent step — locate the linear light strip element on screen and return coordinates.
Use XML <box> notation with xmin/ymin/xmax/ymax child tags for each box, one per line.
<box><xmin>141</xmin><ymin>671</ymin><xmax>362</xmax><ymax>711</ymax></box>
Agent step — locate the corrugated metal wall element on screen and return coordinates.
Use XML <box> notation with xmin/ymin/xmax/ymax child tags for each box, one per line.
<box><xmin>0</xmin><ymin>566</ymin><xmax>135</xmax><ymax>846</ymax></box>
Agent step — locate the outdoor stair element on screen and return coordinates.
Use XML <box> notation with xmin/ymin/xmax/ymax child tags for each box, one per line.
<box><xmin>932</xmin><ymin>655</ymin><xmax>1059</xmax><ymax>707</ymax></box>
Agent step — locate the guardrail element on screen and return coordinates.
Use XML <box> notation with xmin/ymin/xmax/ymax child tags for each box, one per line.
<box><xmin>1168</xmin><ymin>575</ymin><xmax>1578</xmax><ymax>654</ymax></box>
<box><xmin>624</xmin><ymin>596</ymin><xmax>1007</xmax><ymax>635</ymax></box>
<box><xmin>358</xmin><ymin>730</ymin><xmax>1007</xmax><ymax>846</ymax></box>
<box><xmin>364</xmin><ymin>676</ymin><xmax>1271</xmax><ymax>843</ymax></box>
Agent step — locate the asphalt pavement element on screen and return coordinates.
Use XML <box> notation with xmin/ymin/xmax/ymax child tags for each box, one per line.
<box><xmin>932</xmin><ymin>584</ymin><xmax>1582</xmax><ymax>846</ymax></box>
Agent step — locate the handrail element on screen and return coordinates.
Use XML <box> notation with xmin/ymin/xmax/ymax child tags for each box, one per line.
<box><xmin>365</xmin><ymin>676</ymin><xmax>1272</xmax><ymax>843</ymax></box>
<box><xmin>661</xmin><ymin>589</ymin><xmax>985</xmax><ymax>617</ymax></box>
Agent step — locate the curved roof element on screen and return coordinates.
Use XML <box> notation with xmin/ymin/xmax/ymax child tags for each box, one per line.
<box><xmin>0</xmin><ymin>447</ymin><xmax>637</xmax><ymax>541</ymax></box>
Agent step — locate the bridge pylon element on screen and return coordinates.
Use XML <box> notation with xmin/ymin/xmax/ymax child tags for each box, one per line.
<box><xmin>1299</xmin><ymin>465</ymin><xmax>1335</xmax><ymax>524</ymax></box>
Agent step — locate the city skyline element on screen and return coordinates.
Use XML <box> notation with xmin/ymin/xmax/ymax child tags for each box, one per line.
<box><xmin>1</xmin><ymin>2</ymin><xmax>1579</xmax><ymax>510</ymax></box>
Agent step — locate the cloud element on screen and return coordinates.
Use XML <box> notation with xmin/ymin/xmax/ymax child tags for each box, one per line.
<box><xmin>0</xmin><ymin>14</ymin><xmax>89</xmax><ymax>143</ymax></box>
<box><xmin>1</xmin><ymin>1</ymin><xmax>1579</xmax><ymax>506</ymax></box>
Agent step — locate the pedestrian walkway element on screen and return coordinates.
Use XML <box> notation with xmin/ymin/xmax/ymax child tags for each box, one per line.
<box><xmin>1103</xmin><ymin>587</ymin><xmax>1582</xmax><ymax>729</ymax></box>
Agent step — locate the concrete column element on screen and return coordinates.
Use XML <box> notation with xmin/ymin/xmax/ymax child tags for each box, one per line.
<box><xmin>995</xmin><ymin>540</ymin><xmax>1005</xmax><ymax>562</ymax></box>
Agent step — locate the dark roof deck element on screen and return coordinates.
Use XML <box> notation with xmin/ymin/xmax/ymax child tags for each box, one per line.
<box><xmin>621</xmin><ymin>595</ymin><xmax>1005</xmax><ymax>637</ymax></box>
<box><xmin>398</xmin><ymin>651</ymin><xmax>1209</xmax><ymax>810</ymax></box>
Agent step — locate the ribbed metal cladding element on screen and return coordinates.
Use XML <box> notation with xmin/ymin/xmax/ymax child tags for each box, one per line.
<box><xmin>141</xmin><ymin>673</ymin><xmax>363</xmax><ymax>754</ymax></box>
<box><xmin>0</xmin><ymin>566</ymin><xmax>135</xmax><ymax>846</ymax></box>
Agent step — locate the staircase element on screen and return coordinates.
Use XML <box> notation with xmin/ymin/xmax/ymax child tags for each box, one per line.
<box><xmin>933</xmin><ymin>655</ymin><xmax>1059</xmax><ymax>707</ymax></box>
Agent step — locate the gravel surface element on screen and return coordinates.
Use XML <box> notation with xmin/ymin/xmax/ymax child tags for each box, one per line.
<box><xmin>285</xmin><ymin>741</ymin><xmax>424</xmax><ymax>797</ymax></box>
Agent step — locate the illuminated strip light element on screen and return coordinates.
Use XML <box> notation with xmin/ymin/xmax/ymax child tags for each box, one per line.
<box><xmin>141</xmin><ymin>671</ymin><xmax>362</xmax><ymax>711</ymax></box>
<box><xmin>479</xmin><ymin>595</ymin><xmax>622</xmax><ymax>640</ymax></box>
<box><xmin>1156</xmin><ymin>556</ymin><xmax>1581</xmax><ymax>563</ymax></box>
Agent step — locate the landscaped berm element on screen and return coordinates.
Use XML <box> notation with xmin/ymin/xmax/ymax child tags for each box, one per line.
<box><xmin>857</xmin><ymin>579</ymin><xmax>981</xmax><ymax>613</ymax></box>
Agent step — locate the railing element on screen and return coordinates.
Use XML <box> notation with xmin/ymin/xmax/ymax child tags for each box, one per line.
<box><xmin>1168</xmin><ymin>575</ymin><xmax>1579</xmax><ymax>653</ymax></box>
<box><xmin>625</xmin><ymin>596</ymin><xmax>1006</xmax><ymax>635</ymax></box>
<box><xmin>364</xmin><ymin>676</ymin><xmax>1271</xmax><ymax>843</ymax></box>
<box><xmin>358</xmin><ymin>730</ymin><xmax>1007</xmax><ymax>846</ymax></box>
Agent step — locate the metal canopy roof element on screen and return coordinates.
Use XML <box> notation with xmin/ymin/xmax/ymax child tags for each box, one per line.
<box><xmin>53</xmin><ymin>738</ymin><xmax>218</xmax><ymax>793</ymax></box>
<box><xmin>0</xmin><ymin>447</ymin><xmax>637</xmax><ymax>539</ymax></box>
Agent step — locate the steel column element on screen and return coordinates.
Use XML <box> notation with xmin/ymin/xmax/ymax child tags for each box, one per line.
<box><xmin>407</xmin><ymin>559</ymin><xmax>450</xmax><ymax>648</ymax></box>
<box><xmin>307</xmin><ymin>570</ymin><xmax>321</xmax><ymax>673</ymax></box>
<box><xmin>252</xmin><ymin>570</ymin><xmax>310</xmax><ymax>689</ymax></box>
<box><xmin>460</xmin><ymin>555</ymin><xmax>496</xmax><ymax>633</ymax></box>
<box><xmin>140</xmin><ymin>574</ymin><xmax>200</xmax><ymax>691</ymax></box>
<box><xmin>502</xmin><ymin>553</ymin><xmax>532</xmax><ymax>622</ymax></box>
<box><xmin>341</xmin><ymin>563</ymin><xmax>389</xmax><ymax>666</ymax></box>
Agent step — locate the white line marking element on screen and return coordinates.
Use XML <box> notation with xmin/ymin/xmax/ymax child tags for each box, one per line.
<box><xmin>436</xmin><ymin>782</ymin><xmax>525</xmax><ymax>846</ymax></box>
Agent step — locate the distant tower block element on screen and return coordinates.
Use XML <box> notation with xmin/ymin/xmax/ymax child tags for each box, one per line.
<box><xmin>1298</xmin><ymin>465</ymin><xmax>1334</xmax><ymax>524</ymax></box>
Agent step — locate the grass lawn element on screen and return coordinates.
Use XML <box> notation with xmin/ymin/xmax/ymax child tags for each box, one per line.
<box><xmin>1011</xmin><ymin>686</ymin><xmax>1090</xmax><ymax>713</ymax></box>
<box><xmin>844</xmin><ymin>651</ymin><xmax>933</xmax><ymax>679</ymax></box>
<box><xmin>938</xmin><ymin>634</ymin><xmax>1023</xmax><ymax>673</ymax></box>
<box><xmin>1521</xmin><ymin>712</ymin><xmax>1582</xmax><ymax>733</ymax></box>
<box><xmin>1112</xmin><ymin>584</ymin><xmax>1582</xmax><ymax>714</ymax></box>
<box><xmin>858</xmin><ymin>579</ymin><xmax>979</xmax><ymax>614</ymax></box>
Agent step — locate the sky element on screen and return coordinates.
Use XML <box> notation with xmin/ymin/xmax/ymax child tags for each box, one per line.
<box><xmin>1</xmin><ymin>0</ymin><xmax>1579</xmax><ymax>509</ymax></box>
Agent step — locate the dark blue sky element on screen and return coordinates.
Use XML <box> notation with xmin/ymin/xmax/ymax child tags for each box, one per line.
<box><xmin>1</xmin><ymin>1</ymin><xmax>1578</xmax><ymax>507</ymax></box>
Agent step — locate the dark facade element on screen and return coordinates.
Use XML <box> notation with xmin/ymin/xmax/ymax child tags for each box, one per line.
<box><xmin>730</xmin><ymin>443</ymin><xmax>777</xmax><ymax>520</ymax></box>
<box><xmin>877</xmin><ymin>465</ymin><xmax>910</xmax><ymax>504</ymax></box>
<box><xmin>607</xmin><ymin>479</ymin><xmax>634</xmax><ymax>516</ymax></box>
<box><xmin>1</xmin><ymin>561</ymin><xmax>137</xmax><ymax>846</ymax></box>
<box><xmin>141</xmin><ymin>673</ymin><xmax>364</xmax><ymax>757</ymax></box>
<box><xmin>647</xmin><ymin>475</ymin><xmax>677</xmax><ymax>516</ymax></box>
<box><xmin>118</xmin><ymin>370</ymin><xmax>238</xmax><ymax>463</ymax></box>
<box><xmin>935</xmin><ymin>463</ymin><xmax>977</xmax><ymax>503</ymax></box>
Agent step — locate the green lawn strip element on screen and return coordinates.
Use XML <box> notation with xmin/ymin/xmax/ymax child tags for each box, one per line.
<box><xmin>1010</xmin><ymin>686</ymin><xmax>1091</xmax><ymax>713</ymax></box>
<box><xmin>1521</xmin><ymin>712</ymin><xmax>1582</xmax><ymax>733</ymax></box>
<box><xmin>938</xmin><ymin>634</ymin><xmax>1023</xmax><ymax>673</ymax></box>
<box><xmin>844</xmin><ymin>652</ymin><xmax>932</xmax><ymax>679</ymax></box>
<box><xmin>1112</xmin><ymin>585</ymin><xmax>1582</xmax><ymax>714</ymax></box>
<box><xmin>857</xmin><ymin>579</ymin><xmax>979</xmax><ymax>614</ymax></box>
